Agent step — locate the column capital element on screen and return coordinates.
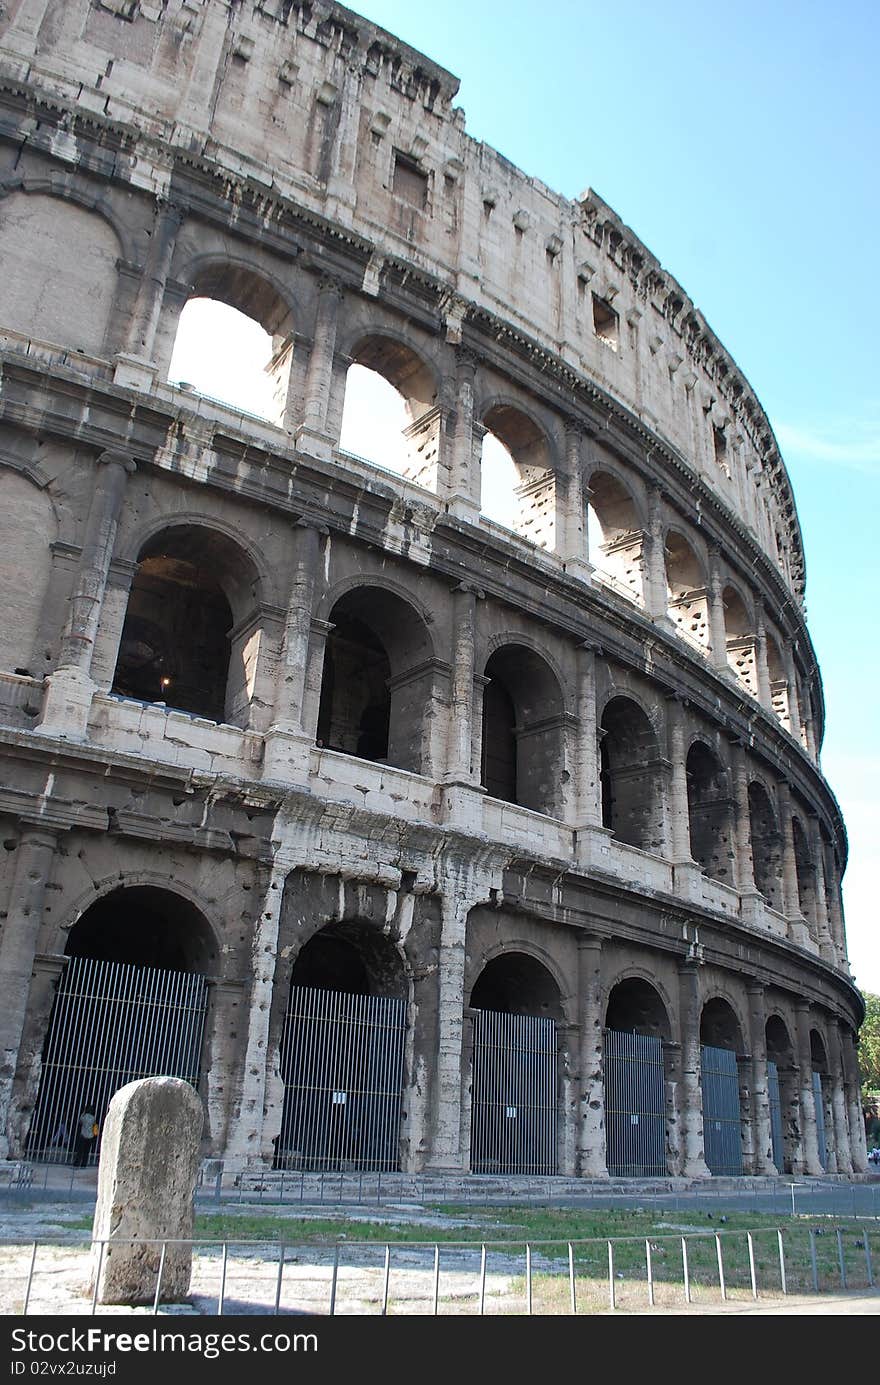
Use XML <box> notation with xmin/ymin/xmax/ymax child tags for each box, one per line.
<box><xmin>451</xmin><ymin>579</ymin><xmax>485</xmax><ymax>599</ymax></box>
<box><xmin>294</xmin><ymin>514</ymin><xmax>330</xmax><ymax>536</ymax></box>
<box><xmin>95</xmin><ymin>449</ymin><xmax>137</xmax><ymax>475</ymax></box>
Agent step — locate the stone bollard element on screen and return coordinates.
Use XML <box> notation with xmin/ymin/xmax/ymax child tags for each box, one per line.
<box><xmin>88</xmin><ymin>1076</ymin><xmax>203</xmax><ymax>1306</ymax></box>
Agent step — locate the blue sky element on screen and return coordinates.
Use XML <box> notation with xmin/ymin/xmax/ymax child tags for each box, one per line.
<box><xmin>177</xmin><ymin>2</ymin><xmax>879</xmax><ymax>992</ymax></box>
<box><xmin>338</xmin><ymin>0</ymin><xmax>879</xmax><ymax>992</ymax></box>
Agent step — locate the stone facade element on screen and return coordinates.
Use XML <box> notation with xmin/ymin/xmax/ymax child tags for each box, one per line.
<box><xmin>0</xmin><ymin>0</ymin><xmax>866</xmax><ymax>1179</ymax></box>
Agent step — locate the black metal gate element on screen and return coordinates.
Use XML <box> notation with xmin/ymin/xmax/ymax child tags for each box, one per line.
<box><xmin>767</xmin><ymin>1059</ymin><xmax>784</xmax><ymax>1172</ymax></box>
<box><xmin>604</xmin><ymin>1028</ymin><xmax>666</xmax><ymax>1177</ymax></box>
<box><xmin>275</xmin><ymin>986</ymin><xmax>407</xmax><ymax>1172</ymax></box>
<box><xmin>700</xmin><ymin>1043</ymin><xmax>743</xmax><ymax>1175</ymax></box>
<box><xmin>813</xmin><ymin>1070</ymin><xmax>828</xmax><ymax>1171</ymax></box>
<box><xmin>27</xmin><ymin>955</ymin><xmax>208</xmax><ymax>1165</ymax></box>
<box><xmin>470</xmin><ymin>1010</ymin><xmax>558</xmax><ymax>1175</ymax></box>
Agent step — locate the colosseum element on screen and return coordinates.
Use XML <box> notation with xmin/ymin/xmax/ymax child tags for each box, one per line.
<box><xmin>0</xmin><ymin>0</ymin><xmax>867</xmax><ymax>1184</ymax></box>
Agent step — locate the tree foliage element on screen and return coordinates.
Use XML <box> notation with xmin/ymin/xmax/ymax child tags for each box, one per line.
<box><xmin>858</xmin><ymin>991</ymin><xmax>880</xmax><ymax>1097</ymax></box>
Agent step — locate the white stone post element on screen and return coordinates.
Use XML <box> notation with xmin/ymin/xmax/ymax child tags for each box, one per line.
<box><xmin>577</xmin><ymin>936</ymin><xmax>608</xmax><ymax>1177</ymax></box>
<box><xmin>794</xmin><ymin>1001</ymin><xmax>824</xmax><ymax>1175</ymax></box>
<box><xmin>677</xmin><ymin>961</ymin><xmax>710</xmax><ymax>1178</ymax></box>
<box><xmin>445</xmin><ymin>582</ymin><xmax>481</xmax><ymax>785</ymax></box>
<box><xmin>827</xmin><ymin>1022</ymin><xmax>853</xmax><ymax>1174</ymax></box>
<box><xmin>446</xmin><ymin>347</ymin><xmax>480</xmax><ymax>520</ymax></box>
<box><xmin>707</xmin><ymin>548</ymin><xmax>729</xmax><ymax>673</ymax></box>
<box><xmin>746</xmin><ymin>983</ymin><xmax>776</xmax><ymax>1173</ymax></box>
<box><xmin>295</xmin><ymin>276</ymin><xmax>343</xmax><ymax>459</ymax></box>
<box><xmin>263</xmin><ymin>519</ymin><xmax>327</xmax><ymax>783</ymax></box>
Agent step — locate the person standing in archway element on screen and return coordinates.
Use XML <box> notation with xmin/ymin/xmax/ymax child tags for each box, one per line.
<box><xmin>74</xmin><ymin>1104</ymin><xmax>98</xmax><ymax>1167</ymax></box>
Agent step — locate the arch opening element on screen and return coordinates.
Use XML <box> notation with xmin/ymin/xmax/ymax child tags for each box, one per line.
<box><xmin>722</xmin><ymin>586</ymin><xmax>758</xmax><ymax>696</ymax></box>
<box><xmin>792</xmin><ymin>816</ymin><xmax>817</xmax><ymax>930</ymax></box>
<box><xmin>700</xmin><ymin>997</ymin><xmax>746</xmax><ymax>1176</ymax></box>
<box><xmin>604</xmin><ymin>978</ymin><xmax>669</xmax><ymax>1177</ymax></box>
<box><xmin>587</xmin><ymin>471</ymin><xmax>644</xmax><ymax>604</ymax></box>
<box><xmin>748</xmin><ymin>783</ymin><xmax>783</xmax><ymax>912</ymax></box>
<box><xmin>112</xmin><ymin>526</ymin><xmax>262</xmax><ymax>728</ymax></box>
<box><xmin>27</xmin><ymin>887</ymin><xmax>213</xmax><ymax>1166</ymax></box>
<box><xmin>317</xmin><ymin>587</ymin><xmax>434</xmax><ymax>775</ymax></box>
<box><xmin>168</xmin><ymin>271</ymin><xmax>293</xmax><ymax>423</ymax></box>
<box><xmin>469</xmin><ymin>951</ymin><xmax>561</xmax><ymax>1176</ymax></box>
<box><xmin>666</xmin><ymin>531</ymin><xmax>709</xmax><ymax>651</ymax></box>
<box><xmin>599</xmin><ymin>696</ymin><xmax>663</xmax><ymax>852</ymax></box>
<box><xmin>276</xmin><ymin>921</ymin><xmax>408</xmax><ymax>1173</ymax></box>
<box><xmin>480</xmin><ymin>405</ymin><xmax>555</xmax><ymax>549</ymax></box>
<box><xmin>686</xmin><ymin>742</ymin><xmax>733</xmax><ymax>883</ymax></box>
<box><xmin>481</xmin><ymin>645</ymin><xmax>565</xmax><ymax>817</ymax></box>
<box><xmin>766</xmin><ymin>1015</ymin><xmax>797</xmax><ymax>1174</ymax></box>
<box><xmin>340</xmin><ymin>338</ymin><xmax>439</xmax><ymax>489</ymax></box>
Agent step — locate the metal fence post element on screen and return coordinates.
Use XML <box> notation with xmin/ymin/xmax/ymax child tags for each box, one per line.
<box><xmin>645</xmin><ymin>1239</ymin><xmax>654</xmax><ymax>1307</ymax></box>
<box><xmin>329</xmin><ymin>1242</ymin><xmax>340</xmax><ymax>1316</ymax></box>
<box><xmin>274</xmin><ymin>1242</ymin><xmax>285</xmax><ymax>1315</ymax></box>
<box><xmin>809</xmin><ymin>1228</ymin><xmax>818</xmax><ymax>1291</ymax></box>
<box><xmin>218</xmin><ymin>1242</ymin><xmax>228</xmax><ymax>1316</ymax></box>
<box><xmin>90</xmin><ymin>1241</ymin><xmax>105</xmax><ymax>1316</ymax></box>
<box><xmin>381</xmin><ymin>1245</ymin><xmax>391</xmax><ymax>1316</ymax></box>
<box><xmin>715</xmin><ymin>1234</ymin><xmax>726</xmax><ymax>1301</ymax></box>
<box><xmin>22</xmin><ymin>1241</ymin><xmax>37</xmax><ymax>1317</ymax></box>
<box><xmin>568</xmin><ymin>1242</ymin><xmax>576</xmax><ymax>1315</ymax></box>
<box><xmin>864</xmin><ymin>1232</ymin><xmax>874</xmax><ymax>1288</ymax></box>
<box><xmin>777</xmin><ymin>1229</ymin><xmax>787</xmax><ymax>1295</ymax></box>
<box><xmin>479</xmin><ymin>1245</ymin><xmax>487</xmax><ymax>1316</ymax></box>
<box><xmin>152</xmin><ymin>1242</ymin><xmax>167</xmax><ymax>1315</ymax></box>
<box><xmin>607</xmin><ymin>1241</ymin><xmax>615</xmax><ymax>1311</ymax></box>
<box><xmin>746</xmin><ymin>1232</ymin><xmax>757</xmax><ymax>1300</ymax></box>
<box><xmin>432</xmin><ymin>1245</ymin><xmax>440</xmax><ymax>1316</ymax></box>
<box><xmin>681</xmin><ymin>1237</ymin><xmax>691</xmax><ymax>1304</ymax></box>
<box><xmin>526</xmin><ymin>1244</ymin><xmax>532</xmax><ymax>1316</ymax></box>
<box><xmin>836</xmin><ymin>1229</ymin><xmax>847</xmax><ymax>1289</ymax></box>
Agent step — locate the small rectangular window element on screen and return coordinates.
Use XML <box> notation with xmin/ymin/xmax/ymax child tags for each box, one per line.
<box><xmin>392</xmin><ymin>154</ymin><xmax>429</xmax><ymax>210</ymax></box>
<box><xmin>713</xmin><ymin>425</ymin><xmax>728</xmax><ymax>466</ymax></box>
<box><xmin>592</xmin><ymin>295</ymin><xmax>619</xmax><ymax>351</ymax></box>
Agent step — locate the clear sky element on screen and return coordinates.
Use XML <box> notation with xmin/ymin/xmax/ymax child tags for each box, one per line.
<box><xmin>175</xmin><ymin>1</ymin><xmax>879</xmax><ymax>994</ymax></box>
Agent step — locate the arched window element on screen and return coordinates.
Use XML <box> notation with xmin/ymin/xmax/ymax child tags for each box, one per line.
<box><xmin>166</xmin><ymin>267</ymin><xmax>294</xmax><ymax>424</ymax></box>
<box><xmin>339</xmin><ymin>337</ymin><xmax>439</xmax><ymax>489</ymax></box>
<box><xmin>587</xmin><ymin>471</ymin><xmax>644</xmax><ymax>604</ymax></box>
<box><xmin>317</xmin><ymin>587</ymin><xmax>435</xmax><ymax>775</ymax></box>
<box><xmin>699</xmin><ymin>998</ymin><xmax>746</xmax><ymax>1176</ymax></box>
<box><xmin>666</xmin><ymin>531</ymin><xmax>709</xmax><ymax>651</ymax></box>
<box><xmin>722</xmin><ymin>586</ymin><xmax>757</xmax><ymax>695</ymax></box>
<box><xmin>480</xmin><ymin>405</ymin><xmax>555</xmax><ymax>549</ymax></box>
<box><xmin>766</xmin><ymin>1015</ymin><xmax>796</xmax><ymax>1173</ymax></box>
<box><xmin>766</xmin><ymin>633</ymin><xmax>792</xmax><ymax>730</ymax></box>
<box><xmin>604</xmin><ymin>978</ymin><xmax>670</xmax><ymax>1177</ymax></box>
<box><xmin>481</xmin><ymin>645</ymin><xmax>565</xmax><ymax>817</ymax></box>
<box><xmin>112</xmin><ymin>526</ymin><xmax>263</xmax><ymax>728</ymax></box>
<box><xmin>792</xmin><ymin>815</ymin><xmax>817</xmax><ymax>929</ymax></box>
<box><xmin>599</xmin><ymin>696</ymin><xmax>663</xmax><ymax>852</ymax></box>
<box><xmin>748</xmin><ymin>783</ymin><xmax>783</xmax><ymax>912</ymax></box>
<box><xmin>686</xmin><ymin>742</ymin><xmax>733</xmax><ymax>882</ymax></box>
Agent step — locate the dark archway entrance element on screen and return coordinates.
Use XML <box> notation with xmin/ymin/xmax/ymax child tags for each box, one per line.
<box><xmin>469</xmin><ymin>953</ymin><xmax>561</xmax><ymax>1176</ymax></box>
<box><xmin>27</xmin><ymin>888</ymin><xmax>213</xmax><ymax>1165</ymax></box>
<box><xmin>699</xmin><ymin>998</ymin><xmax>746</xmax><ymax>1176</ymax></box>
<box><xmin>604</xmin><ymin>978</ymin><xmax>669</xmax><ymax>1177</ymax></box>
<box><xmin>275</xmin><ymin>923</ymin><xmax>408</xmax><ymax>1173</ymax></box>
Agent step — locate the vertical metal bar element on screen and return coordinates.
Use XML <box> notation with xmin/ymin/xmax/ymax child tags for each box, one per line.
<box><xmin>836</xmin><ymin>1228</ymin><xmax>846</xmax><ymax>1289</ymax></box>
<box><xmin>329</xmin><ymin>1243</ymin><xmax>339</xmax><ymax>1317</ymax></box>
<box><xmin>715</xmin><ymin>1234</ymin><xmax>726</xmax><ymax>1301</ymax></box>
<box><xmin>777</xmin><ymin>1229</ymin><xmax>787</xmax><ymax>1294</ymax></box>
<box><xmin>432</xmin><ymin>1245</ymin><xmax>440</xmax><ymax>1316</ymax></box>
<box><xmin>810</xmin><ymin>1229</ymin><xmax>818</xmax><ymax>1291</ymax></box>
<box><xmin>526</xmin><ymin>1244</ymin><xmax>532</xmax><ymax>1316</ymax></box>
<box><xmin>608</xmin><ymin>1241</ymin><xmax>615</xmax><ymax>1310</ymax></box>
<box><xmin>681</xmin><ymin>1237</ymin><xmax>691</xmax><ymax>1304</ymax></box>
<box><xmin>152</xmin><ymin>1243</ymin><xmax>167</xmax><ymax>1315</ymax></box>
<box><xmin>790</xmin><ymin>1183</ymin><xmax>796</xmax><ymax>1218</ymax></box>
<box><xmin>381</xmin><ymin>1245</ymin><xmax>390</xmax><ymax>1316</ymax></box>
<box><xmin>218</xmin><ymin>1243</ymin><xmax>228</xmax><ymax>1317</ymax></box>
<box><xmin>645</xmin><ymin>1239</ymin><xmax>654</xmax><ymax>1306</ymax></box>
<box><xmin>22</xmin><ymin>1242</ymin><xmax>37</xmax><ymax>1316</ymax></box>
<box><xmin>864</xmin><ymin>1232</ymin><xmax>873</xmax><ymax>1287</ymax></box>
<box><xmin>274</xmin><ymin>1243</ymin><xmax>284</xmax><ymax>1316</ymax></box>
<box><xmin>747</xmin><ymin>1232</ymin><xmax>757</xmax><ymax>1299</ymax></box>
<box><xmin>568</xmin><ymin>1243</ymin><xmax>576</xmax><ymax>1315</ymax></box>
<box><xmin>90</xmin><ymin>1241</ymin><xmax>105</xmax><ymax>1316</ymax></box>
<box><xmin>478</xmin><ymin>1244</ymin><xmax>486</xmax><ymax>1316</ymax></box>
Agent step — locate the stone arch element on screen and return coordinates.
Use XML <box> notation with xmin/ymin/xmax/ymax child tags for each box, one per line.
<box><xmin>748</xmin><ymin>781</ymin><xmax>784</xmax><ymax>912</ymax></box>
<box><xmin>665</xmin><ymin>528</ymin><xmax>710</xmax><ymax>650</ymax></box>
<box><xmin>167</xmin><ymin>258</ymin><xmax>296</xmax><ymax>423</ymax></box>
<box><xmin>479</xmin><ymin>398</ymin><xmax>558</xmax><ymax>548</ymax></box>
<box><xmin>604</xmin><ymin>974</ymin><xmax>672</xmax><ymax>1040</ymax></box>
<box><xmin>111</xmin><ymin>523</ymin><xmax>265</xmax><ymax>727</ymax></box>
<box><xmin>722</xmin><ymin>583</ymin><xmax>758</xmax><ymax>695</ymax></box>
<box><xmin>586</xmin><ymin>468</ymin><xmax>645</xmax><ymax>603</ymax></box>
<box><xmin>700</xmin><ymin>995</ymin><xmax>745</xmax><ymax>1052</ymax></box>
<box><xmin>289</xmin><ymin>919</ymin><xmax>408</xmax><ymax>1001</ymax></box>
<box><xmin>604</xmin><ymin>973</ymin><xmax>670</xmax><ymax>1177</ymax></box>
<box><xmin>316</xmin><ymin>584</ymin><xmax>437</xmax><ymax>774</ymax></box>
<box><xmin>340</xmin><ymin>331</ymin><xmax>440</xmax><ymax>488</ymax></box>
<box><xmin>0</xmin><ymin>466</ymin><xmax>57</xmax><ymax>676</ymax></box>
<box><xmin>0</xmin><ymin>189</ymin><xmax>123</xmax><ymax>355</ymax></box>
<box><xmin>481</xmin><ymin>642</ymin><xmax>566</xmax><ymax>816</ymax></box>
<box><xmin>766</xmin><ymin>632</ymin><xmax>792</xmax><ymax>729</ymax></box>
<box><xmin>766</xmin><ymin>1012</ymin><xmax>798</xmax><ymax>1174</ymax></box>
<box><xmin>686</xmin><ymin>740</ymin><xmax>734</xmax><ymax>882</ymax></box>
<box><xmin>51</xmin><ymin>870</ymin><xmax>223</xmax><ymax>971</ymax></box>
<box><xmin>700</xmin><ymin>995</ymin><xmax>748</xmax><ymax>1176</ymax></box>
<box><xmin>792</xmin><ymin>814</ymin><xmax>817</xmax><ymax>927</ymax></box>
<box><xmin>599</xmin><ymin>694</ymin><xmax>664</xmax><ymax>852</ymax></box>
<box><xmin>469</xmin><ymin>947</ymin><xmax>566</xmax><ymax>1022</ymax></box>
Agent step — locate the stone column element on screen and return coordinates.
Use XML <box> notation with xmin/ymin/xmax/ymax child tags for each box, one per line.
<box><xmin>666</xmin><ymin>695</ymin><xmax>692</xmax><ymax>863</ymax></box>
<box><xmin>577</xmin><ymin>936</ymin><xmax>608</xmax><ymax>1177</ymax></box>
<box><xmin>558</xmin><ymin>423</ymin><xmax>591</xmax><ymax>581</ymax></box>
<box><xmin>574</xmin><ymin>643</ymin><xmax>602</xmax><ymax>830</ymax></box>
<box><xmin>841</xmin><ymin>1025</ymin><xmax>869</xmax><ymax>1174</ymax></box>
<box><xmin>427</xmin><ymin>869</ymin><xmax>484</xmax><ymax>1172</ymax></box>
<box><xmin>643</xmin><ymin>484</ymin><xmax>668</xmax><ymax>619</ymax></box>
<box><xmin>201</xmin><ymin>980</ymin><xmax>245</xmax><ymax>1158</ymax></box>
<box><xmin>38</xmin><ymin>450</ymin><xmax>136</xmax><ymax>738</ymax></box>
<box><xmin>783</xmin><ymin>650</ymin><xmax>802</xmax><ymax>738</ymax></box>
<box><xmin>823</xmin><ymin>856</ymin><xmax>848</xmax><ymax>965</ymax></box>
<box><xmin>295</xmin><ymin>276</ymin><xmax>343</xmax><ymax>460</ymax></box>
<box><xmin>677</xmin><ymin>961</ymin><xmax>710</xmax><ymax>1178</ymax></box>
<box><xmin>754</xmin><ymin>609</ymin><xmax>773</xmax><ymax>710</ymax></box>
<box><xmin>446</xmin><ymin>347</ymin><xmax>480</xmax><ymax>520</ymax></box>
<box><xmin>777</xmin><ymin>782</ymin><xmax>807</xmax><ymax>943</ymax></box>
<box><xmin>706</xmin><ymin>549</ymin><xmax>728</xmax><ymax>673</ymax></box>
<box><xmin>826</xmin><ymin>1022</ymin><xmax>853</xmax><ymax>1175</ymax></box>
<box><xmin>0</xmin><ymin>827</ymin><xmax>59</xmax><ymax>1159</ymax></box>
<box><xmin>794</xmin><ymin>1001</ymin><xmax>823</xmax><ymax>1175</ymax></box>
<box><xmin>263</xmin><ymin>519</ymin><xmax>327</xmax><ymax>783</ymax></box>
<box><xmin>806</xmin><ymin>818</ymin><xmax>833</xmax><ymax>961</ymax></box>
<box><xmin>115</xmin><ymin>201</ymin><xmax>185</xmax><ymax>389</ymax></box>
<box><xmin>746</xmin><ymin>983</ymin><xmax>776</xmax><ymax>1173</ymax></box>
<box><xmin>731</xmin><ymin>741</ymin><xmax>757</xmax><ymax>894</ymax></box>
<box><xmin>445</xmin><ymin>583</ymin><xmax>481</xmax><ymax>785</ymax></box>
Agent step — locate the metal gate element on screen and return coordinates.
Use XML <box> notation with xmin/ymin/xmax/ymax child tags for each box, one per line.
<box><xmin>275</xmin><ymin>986</ymin><xmax>407</xmax><ymax>1172</ymax></box>
<box><xmin>767</xmin><ymin>1059</ymin><xmax>784</xmax><ymax>1172</ymax></box>
<box><xmin>813</xmin><ymin>1070</ymin><xmax>828</xmax><ymax>1171</ymax></box>
<box><xmin>27</xmin><ymin>955</ymin><xmax>208</xmax><ymax>1165</ymax></box>
<box><xmin>604</xmin><ymin>1028</ymin><xmax>666</xmax><ymax>1177</ymax></box>
<box><xmin>470</xmin><ymin>1010</ymin><xmax>558</xmax><ymax>1175</ymax></box>
<box><xmin>700</xmin><ymin>1044</ymin><xmax>743</xmax><ymax>1175</ymax></box>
